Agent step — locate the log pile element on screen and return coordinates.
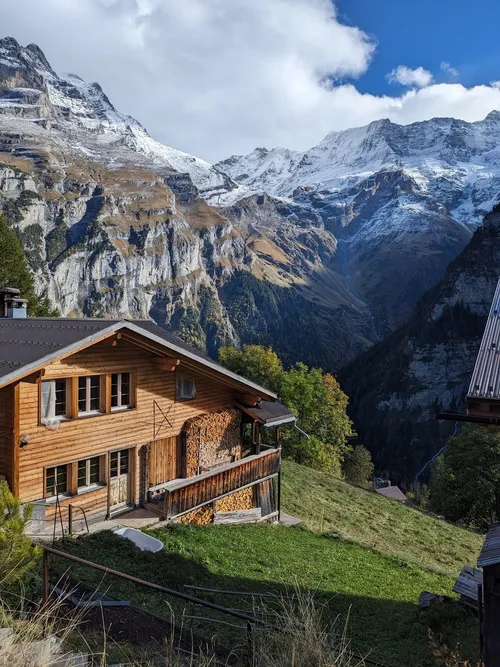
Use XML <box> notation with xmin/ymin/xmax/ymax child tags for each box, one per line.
<box><xmin>177</xmin><ymin>505</ymin><xmax>214</xmax><ymax>525</ymax></box>
<box><xmin>183</xmin><ymin>409</ymin><xmax>242</xmax><ymax>477</ymax></box>
<box><xmin>215</xmin><ymin>487</ymin><xmax>254</xmax><ymax>513</ymax></box>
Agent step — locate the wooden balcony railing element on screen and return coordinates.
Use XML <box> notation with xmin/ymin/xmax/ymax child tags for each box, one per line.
<box><xmin>152</xmin><ymin>448</ymin><xmax>280</xmax><ymax>520</ymax></box>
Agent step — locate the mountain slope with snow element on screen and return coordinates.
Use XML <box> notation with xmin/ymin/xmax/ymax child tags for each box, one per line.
<box><xmin>0</xmin><ymin>36</ymin><xmax>371</xmax><ymax>371</ymax></box>
<box><xmin>217</xmin><ymin>115</ymin><xmax>500</xmax><ymax>333</ymax></box>
<box><xmin>0</xmin><ymin>36</ymin><xmax>238</xmax><ymax>199</ymax></box>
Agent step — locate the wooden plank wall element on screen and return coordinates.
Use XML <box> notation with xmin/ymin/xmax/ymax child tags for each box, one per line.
<box><xmin>17</xmin><ymin>338</ymin><xmax>234</xmax><ymax>505</ymax></box>
<box><xmin>0</xmin><ymin>385</ymin><xmax>13</xmax><ymax>488</ymax></box>
<box><xmin>149</xmin><ymin>436</ymin><xmax>180</xmax><ymax>487</ymax></box>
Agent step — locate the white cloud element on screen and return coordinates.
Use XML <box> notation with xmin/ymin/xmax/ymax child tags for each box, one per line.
<box><xmin>0</xmin><ymin>1</ymin><xmax>499</xmax><ymax>162</ymax></box>
<box><xmin>441</xmin><ymin>61</ymin><xmax>459</xmax><ymax>77</ymax></box>
<box><xmin>387</xmin><ymin>65</ymin><xmax>434</xmax><ymax>88</ymax></box>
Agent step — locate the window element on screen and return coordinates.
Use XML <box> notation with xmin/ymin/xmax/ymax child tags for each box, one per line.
<box><xmin>77</xmin><ymin>456</ymin><xmax>101</xmax><ymax>489</ymax></box>
<box><xmin>111</xmin><ymin>373</ymin><xmax>131</xmax><ymax>410</ymax></box>
<box><xmin>176</xmin><ymin>374</ymin><xmax>196</xmax><ymax>400</ymax></box>
<box><xmin>110</xmin><ymin>449</ymin><xmax>129</xmax><ymax>478</ymax></box>
<box><xmin>45</xmin><ymin>465</ymin><xmax>68</xmax><ymax>497</ymax></box>
<box><xmin>41</xmin><ymin>380</ymin><xmax>70</xmax><ymax>423</ymax></box>
<box><xmin>78</xmin><ymin>376</ymin><xmax>101</xmax><ymax>414</ymax></box>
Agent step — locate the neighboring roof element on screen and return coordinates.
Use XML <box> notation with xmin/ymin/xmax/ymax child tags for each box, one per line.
<box><xmin>478</xmin><ymin>522</ymin><xmax>500</xmax><ymax>568</ymax></box>
<box><xmin>375</xmin><ymin>485</ymin><xmax>407</xmax><ymax>502</ymax></box>
<box><xmin>468</xmin><ymin>278</ymin><xmax>500</xmax><ymax>399</ymax></box>
<box><xmin>0</xmin><ymin>318</ymin><xmax>276</xmax><ymax>400</ymax></box>
<box><xmin>237</xmin><ymin>399</ymin><xmax>296</xmax><ymax>426</ymax></box>
<box><xmin>452</xmin><ymin>566</ymin><xmax>483</xmax><ymax>607</ymax></box>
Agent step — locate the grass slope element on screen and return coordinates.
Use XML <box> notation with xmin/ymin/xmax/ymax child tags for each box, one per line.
<box><xmin>281</xmin><ymin>460</ymin><xmax>483</xmax><ymax>576</ymax></box>
<box><xmin>57</xmin><ymin>462</ymin><xmax>483</xmax><ymax>667</ymax></box>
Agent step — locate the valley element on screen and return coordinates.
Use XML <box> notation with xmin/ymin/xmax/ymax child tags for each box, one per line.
<box><xmin>2</xmin><ymin>35</ymin><xmax>500</xmax><ymax>481</ymax></box>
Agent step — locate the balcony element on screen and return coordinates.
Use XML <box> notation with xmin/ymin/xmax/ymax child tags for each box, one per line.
<box><xmin>146</xmin><ymin>447</ymin><xmax>281</xmax><ymax>520</ymax></box>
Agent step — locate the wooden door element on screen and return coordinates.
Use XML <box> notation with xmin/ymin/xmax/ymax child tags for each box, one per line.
<box><xmin>109</xmin><ymin>449</ymin><xmax>131</xmax><ymax>510</ymax></box>
<box><xmin>149</xmin><ymin>436</ymin><xmax>180</xmax><ymax>487</ymax></box>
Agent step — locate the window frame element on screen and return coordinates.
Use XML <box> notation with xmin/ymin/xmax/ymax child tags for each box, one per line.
<box><xmin>45</xmin><ymin>464</ymin><xmax>70</xmax><ymax>499</ymax></box>
<box><xmin>39</xmin><ymin>372</ymin><xmax>136</xmax><ymax>426</ymax></box>
<box><xmin>77</xmin><ymin>456</ymin><xmax>103</xmax><ymax>490</ymax></box>
<box><xmin>111</xmin><ymin>372</ymin><xmax>133</xmax><ymax>411</ymax></box>
<box><xmin>78</xmin><ymin>375</ymin><xmax>103</xmax><ymax>416</ymax></box>
<box><xmin>110</xmin><ymin>449</ymin><xmax>130</xmax><ymax>479</ymax></box>
<box><xmin>176</xmin><ymin>373</ymin><xmax>196</xmax><ymax>401</ymax></box>
<box><xmin>40</xmin><ymin>378</ymin><xmax>71</xmax><ymax>424</ymax></box>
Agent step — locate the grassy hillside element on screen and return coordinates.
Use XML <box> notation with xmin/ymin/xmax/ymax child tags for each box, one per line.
<box><xmin>57</xmin><ymin>462</ymin><xmax>484</xmax><ymax>667</ymax></box>
<box><xmin>281</xmin><ymin>460</ymin><xmax>483</xmax><ymax>576</ymax></box>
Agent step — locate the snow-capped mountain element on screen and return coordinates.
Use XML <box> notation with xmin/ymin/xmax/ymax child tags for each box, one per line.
<box><xmin>217</xmin><ymin>115</ymin><xmax>500</xmax><ymax>219</ymax></box>
<box><xmin>0</xmin><ymin>37</ymin><xmax>368</xmax><ymax>371</ymax></box>
<box><xmin>0</xmin><ymin>37</ymin><xmax>237</xmax><ymax>199</ymax></box>
<box><xmin>217</xmin><ymin>115</ymin><xmax>500</xmax><ymax>333</ymax></box>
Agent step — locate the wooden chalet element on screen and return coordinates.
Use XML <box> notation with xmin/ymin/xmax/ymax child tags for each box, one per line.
<box><xmin>0</xmin><ymin>289</ymin><xmax>295</xmax><ymax>533</ymax></box>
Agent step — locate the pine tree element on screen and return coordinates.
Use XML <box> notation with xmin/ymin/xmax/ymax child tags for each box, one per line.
<box><xmin>0</xmin><ymin>215</ymin><xmax>57</xmax><ymax>316</ymax></box>
<box><xmin>0</xmin><ymin>481</ymin><xmax>40</xmax><ymax>589</ymax></box>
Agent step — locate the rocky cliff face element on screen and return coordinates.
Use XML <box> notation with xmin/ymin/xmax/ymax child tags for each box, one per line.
<box><xmin>340</xmin><ymin>207</ymin><xmax>500</xmax><ymax>482</ymax></box>
<box><xmin>0</xmin><ymin>37</ymin><xmax>370</xmax><ymax>368</ymax></box>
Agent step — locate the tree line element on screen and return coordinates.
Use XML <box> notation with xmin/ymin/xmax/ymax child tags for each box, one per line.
<box><xmin>219</xmin><ymin>344</ymin><xmax>374</xmax><ymax>484</ymax></box>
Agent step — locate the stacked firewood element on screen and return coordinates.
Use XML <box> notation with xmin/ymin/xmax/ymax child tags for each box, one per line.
<box><xmin>183</xmin><ymin>409</ymin><xmax>242</xmax><ymax>477</ymax></box>
<box><xmin>177</xmin><ymin>505</ymin><xmax>214</xmax><ymax>525</ymax></box>
<box><xmin>215</xmin><ymin>488</ymin><xmax>254</xmax><ymax>513</ymax></box>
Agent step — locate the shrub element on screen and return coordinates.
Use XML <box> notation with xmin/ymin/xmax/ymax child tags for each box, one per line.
<box><xmin>0</xmin><ymin>481</ymin><xmax>40</xmax><ymax>590</ymax></box>
<box><xmin>343</xmin><ymin>446</ymin><xmax>374</xmax><ymax>488</ymax></box>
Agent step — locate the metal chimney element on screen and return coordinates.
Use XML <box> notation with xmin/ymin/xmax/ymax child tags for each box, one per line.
<box><xmin>0</xmin><ymin>288</ymin><xmax>28</xmax><ymax>318</ymax></box>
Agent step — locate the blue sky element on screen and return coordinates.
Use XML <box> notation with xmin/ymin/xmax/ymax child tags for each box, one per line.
<box><xmin>2</xmin><ymin>0</ymin><xmax>500</xmax><ymax>160</ymax></box>
<box><xmin>338</xmin><ymin>0</ymin><xmax>500</xmax><ymax>92</ymax></box>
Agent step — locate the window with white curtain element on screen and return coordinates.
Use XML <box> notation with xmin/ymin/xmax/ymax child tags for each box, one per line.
<box><xmin>41</xmin><ymin>379</ymin><xmax>70</xmax><ymax>423</ymax></box>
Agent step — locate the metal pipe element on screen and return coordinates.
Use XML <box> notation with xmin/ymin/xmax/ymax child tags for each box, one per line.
<box><xmin>39</xmin><ymin>544</ymin><xmax>261</xmax><ymax>624</ymax></box>
<box><xmin>68</xmin><ymin>504</ymin><xmax>73</xmax><ymax>536</ymax></box>
<box><xmin>42</xmin><ymin>550</ymin><xmax>49</xmax><ymax>605</ymax></box>
<box><xmin>277</xmin><ymin>449</ymin><xmax>282</xmax><ymax>523</ymax></box>
<box><xmin>478</xmin><ymin>583</ymin><xmax>484</xmax><ymax>662</ymax></box>
<box><xmin>293</xmin><ymin>422</ymin><xmax>309</xmax><ymax>438</ymax></box>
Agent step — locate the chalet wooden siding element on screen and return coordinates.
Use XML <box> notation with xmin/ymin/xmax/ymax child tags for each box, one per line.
<box><xmin>0</xmin><ymin>384</ymin><xmax>14</xmax><ymax>490</ymax></box>
<box><xmin>17</xmin><ymin>338</ymin><xmax>234</xmax><ymax>505</ymax></box>
<box><xmin>148</xmin><ymin>436</ymin><xmax>180</xmax><ymax>487</ymax></box>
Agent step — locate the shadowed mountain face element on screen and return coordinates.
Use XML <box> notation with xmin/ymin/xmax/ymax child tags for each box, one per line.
<box><xmin>340</xmin><ymin>205</ymin><xmax>500</xmax><ymax>482</ymax></box>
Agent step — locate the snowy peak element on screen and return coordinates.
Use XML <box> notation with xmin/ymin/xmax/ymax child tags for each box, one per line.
<box><xmin>0</xmin><ymin>37</ymin><xmax>237</xmax><ymax>198</ymax></box>
<box><xmin>217</xmin><ymin>112</ymin><xmax>500</xmax><ymax>215</ymax></box>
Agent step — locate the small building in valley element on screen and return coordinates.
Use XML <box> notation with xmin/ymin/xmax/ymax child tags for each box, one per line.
<box><xmin>375</xmin><ymin>485</ymin><xmax>407</xmax><ymax>502</ymax></box>
<box><xmin>0</xmin><ymin>289</ymin><xmax>295</xmax><ymax>532</ymax></box>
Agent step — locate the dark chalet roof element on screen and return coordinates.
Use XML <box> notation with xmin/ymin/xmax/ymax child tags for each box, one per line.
<box><xmin>238</xmin><ymin>399</ymin><xmax>296</xmax><ymax>426</ymax></box>
<box><xmin>0</xmin><ymin>317</ymin><xmax>277</xmax><ymax>400</ymax></box>
<box><xmin>478</xmin><ymin>522</ymin><xmax>500</xmax><ymax>568</ymax></box>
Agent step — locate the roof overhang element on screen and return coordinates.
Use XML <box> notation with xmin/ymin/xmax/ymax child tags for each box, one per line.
<box><xmin>235</xmin><ymin>400</ymin><xmax>295</xmax><ymax>425</ymax></box>
<box><xmin>0</xmin><ymin>321</ymin><xmax>277</xmax><ymax>400</ymax></box>
<box><xmin>438</xmin><ymin>411</ymin><xmax>500</xmax><ymax>426</ymax></box>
